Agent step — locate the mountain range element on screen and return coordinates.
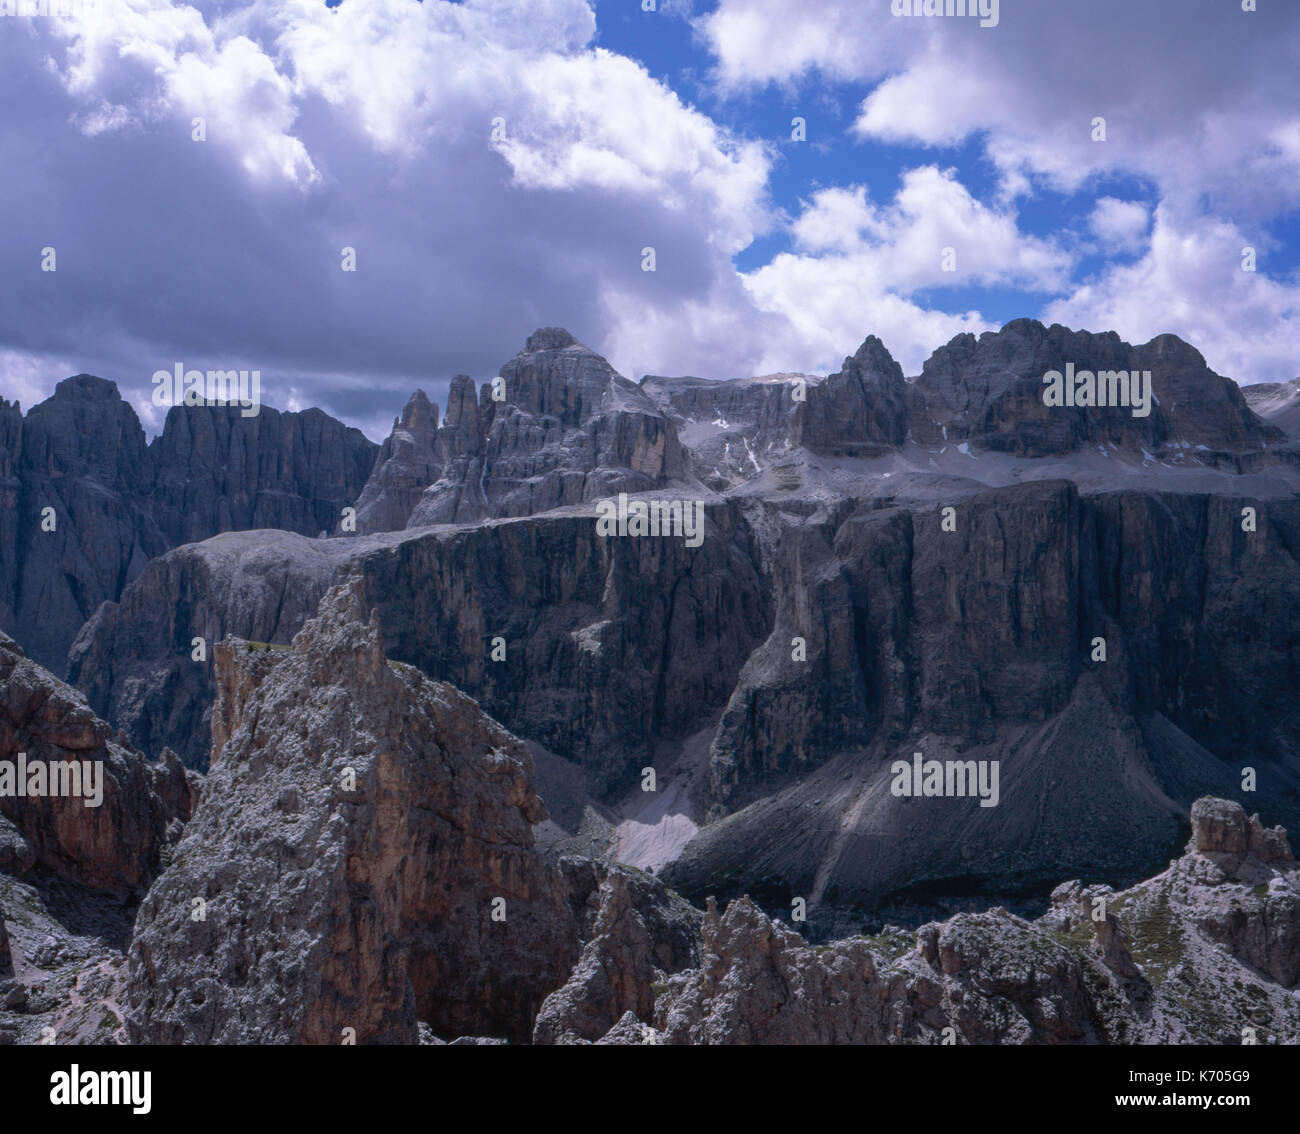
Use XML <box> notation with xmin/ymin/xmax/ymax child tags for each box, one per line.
<box><xmin>2</xmin><ymin>318</ymin><xmax>1299</xmax><ymax>1043</ymax></box>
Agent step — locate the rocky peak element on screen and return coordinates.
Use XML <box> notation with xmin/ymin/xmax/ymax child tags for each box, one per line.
<box><xmin>797</xmin><ymin>332</ymin><xmax>909</xmax><ymax>457</ymax></box>
<box><xmin>842</xmin><ymin>333</ymin><xmax>906</xmax><ymax>388</ymax></box>
<box><xmin>21</xmin><ymin>374</ymin><xmax>151</xmax><ymax>490</ymax></box>
<box><xmin>525</xmin><ymin>327</ymin><xmax>581</xmax><ymax>352</ymax></box>
<box><xmin>442</xmin><ymin>375</ymin><xmax>481</xmax><ymax>430</ymax></box>
<box><xmin>909</xmin><ymin>319</ymin><xmax>1282</xmax><ymax>457</ymax></box>
<box><xmin>492</xmin><ymin>326</ymin><xmax>637</xmax><ymax>429</ymax></box>
<box><xmin>353</xmin><ymin>390</ymin><xmax>442</xmax><ymax>534</ymax></box>
<box><xmin>400</xmin><ymin>330</ymin><xmax>686</xmax><ymax>527</ymax></box>
<box><xmin>397</xmin><ymin>388</ymin><xmax>438</xmax><ymax>432</ymax></box>
<box><xmin>126</xmin><ymin>577</ymin><xmax>582</xmax><ymax>1043</ymax></box>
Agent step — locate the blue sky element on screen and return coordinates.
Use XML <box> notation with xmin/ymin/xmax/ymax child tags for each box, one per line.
<box><xmin>2</xmin><ymin>0</ymin><xmax>1299</xmax><ymax>440</ymax></box>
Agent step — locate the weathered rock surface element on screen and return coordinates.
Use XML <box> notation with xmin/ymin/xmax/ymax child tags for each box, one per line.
<box><xmin>631</xmin><ymin>799</ymin><xmax>1300</xmax><ymax>1045</ymax></box>
<box><xmin>125</xmin><ymin>578</ymin><xmax>587</xmax><ymax>1043</ymax></box>
<box><xmin>532</xmin><ymin>865</ymin><xmax>699</xmax><ymax>1044</ymax></box>
<box><xmin>0</xmin><ymin>629</ymin><xmax>191</xmax><ymax>897</ymax></box>
<box><xmin>0</xmin><ymin>870</ymin><xmax>134</xmax><ymax>1046</ymax></box>
<box><xmin>0</xmin><ymin>633</ymin><xmax>188</xmax><ymax>1047</ymax></box>
<box><xmin>1242</xmin><ymin>377</ymin><xmax>1300</xmax><ymax>438</ymax></box>
<box><xmin>404</xmin><ymin>328</ymin><xmax>689</xmax><ymax>527</ymax></box>
<box><xmin>352</xmin><ymin>390</ymin><xmax>441</xmax><ymax>534</ymax></box>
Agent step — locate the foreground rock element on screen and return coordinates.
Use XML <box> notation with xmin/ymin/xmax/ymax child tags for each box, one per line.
<box><xmin>127</xmin><ymin>579</ymin><xmax>578</xmax><ymax>1043</ymax></box>
<box><xmin>0</xmin><ymin>629</ymin><xmax>191</xmax><ymax>897</ymax></box>
<box><xmin>0</xmin><ymin>630</ymin><xmax>192</xmax><ymax>1046</ymax></box>
<box><xmin>532</xmin><ymin>865</ymin><xmax>699</xmax><ymax>1044</ymax></box>
<box><xmin>602</xmin><ymin>798</ymin><xmax>1299</xmax><ymax>1045</ymax></box>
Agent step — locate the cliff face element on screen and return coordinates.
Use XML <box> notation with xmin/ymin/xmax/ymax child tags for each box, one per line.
<box><xmin>71</xmin><ymin>479</ymin><xmax>1300</xmax><ymax>912</ymax></box>
<box><xmin>124</xmin><ymin>579</ymin><xmax>695</xmax><ymax>1044</ymax></box>
<box><xmin>0</xmin><ymin>628</ymin><xmax>191</xmax><ymax>897</ymax></box>
<box><xmin>5</xmin><ymin>377</ymin><xmax>169</xmax><ymax>674</ymax></box>
<box><xmin>666</xmin><ymin>482</ymin><xmax>1300</xmax><ymax>915</ymax></box>
<box><xmin>69</xmin><ymin>502</ymin><xmax>770</xmax><ymax>781</ymax></box>
<box><xmin>148</xmin><ymin>403</ymin><xmax>376</xmax><ymax>546</ymax></box>
<box><xmin>0</xmin><ymin>379</ymin><xmax>376</xmax><ymax>673</ymax></box>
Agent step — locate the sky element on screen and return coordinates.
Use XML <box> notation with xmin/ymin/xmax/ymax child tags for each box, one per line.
<box><xmin>2</xmin><ymin>0</ymin><xmax>1298</xmax><ymax>441</ymax></box>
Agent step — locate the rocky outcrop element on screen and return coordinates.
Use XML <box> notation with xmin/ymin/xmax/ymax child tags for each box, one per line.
<box><xmin>0</xmin><ymin>378</ymin><xmax>376</xmax><ymax>672</ymax></box>
<box><xmin>628</xmin><ymin>798</ymin><xmax>1300</xmax><ymax>1045</ymax></box>
<box><xmin>644</xmin><ymin>895</ymin><xmax>1098</xmax><ymax>1045</ymax></box>
<box><xmin>404</xmin><ymin>328</ymin><xmax>689</xmax><ymax>527</ymax></box>
<box><xmin>125</xmin><ymin>578</ymin><xmax>585</xmax><ymax>1044</ymax></box>
<box><xmin>532</xmin><ymin>866</ymin><xmax>700</xmax><ymax>1044</ymax></box>
<box><xmin>351</xmin><ymin>390</ymin><xmax>441</xmax><ymax>534</ymax></box>
<box><xmin>1180</xmin><ymin>797</ymin><xmax>1298</xmax><ymax>986</ymax></box>
<box><xmin>0</xmin><ymin>629</ymin><xmax>191</xmax><ymax>897</ymax></box>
